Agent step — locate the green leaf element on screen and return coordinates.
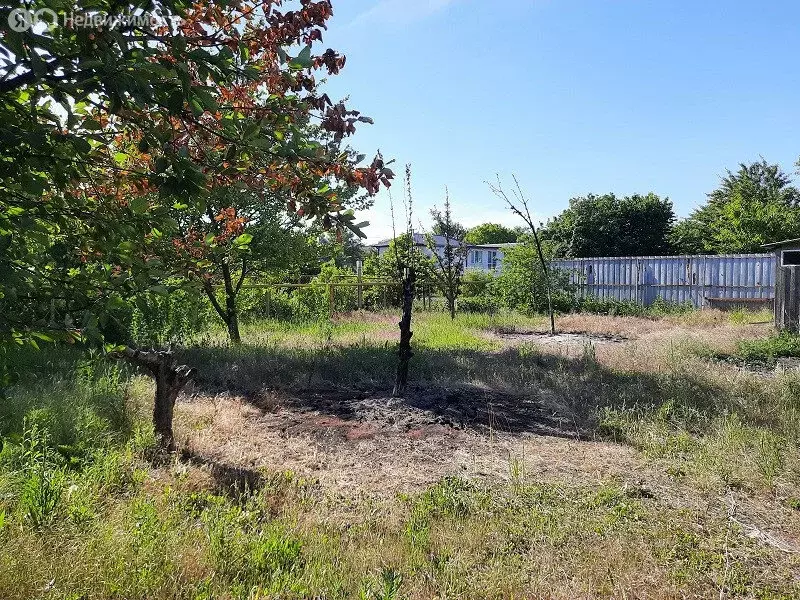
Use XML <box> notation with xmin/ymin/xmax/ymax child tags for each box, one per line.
<box><xmin>243</xmin><ymin>122</ymin><xmax>260</xmax><ymax>139</ymax></box>
<box><xmin>290</xmin><ymin>45</ymin><xmax>313</xmax><ymax>69</ymax></box>
<box><xmin>233</xmin><ymin>233</ymin><xmax>253</xmax><ymax>247</ymax></box>
<box><xmin>194</xmin><ymin>88</ymin><xmax>218</xmax><ymax>111</ymax></box>
<box><xmin>105</xmin><ymin>296</ymin><xmax>126</xmax><ymax>311</ymax></box>
<box><xmin>72</xmin><ymin>137</ymin><xmax>92</xmax><ymax>154</ymax></box>
<box><xmin>130</xmin><ymin>196</ymin><xmax>148</xmax><ymax>214</ymax></box>
<box><xmin>21</xmin><ymin>176</ymin><xmax>45</xmax><ymax>197</ymax></box>
<box><xmin>166</xmin><ymin>90</ymin><xmax>184</xmax><ymax>114</ymax></box>
<box><xmin>190</xmin><ymin>98</ymin><xmax>204</xmax><ymax>117</ymax></box>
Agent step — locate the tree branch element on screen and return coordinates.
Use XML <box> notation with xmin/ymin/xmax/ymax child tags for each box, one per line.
<box><xmin>202</xmin><ymin>279</ymin><xmax>228</xmax><ymax>321</ymax></box>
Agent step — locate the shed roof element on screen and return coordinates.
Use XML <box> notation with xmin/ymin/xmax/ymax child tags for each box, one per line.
<box><xmin>761</xmin><ymin>238</ymin><xmax>800</xmax><ymax>249</ymax></box>
<box><xmin>371</xmin><ymin>233</ymin><xmax>464</xmax><ymax>247</ymax></box>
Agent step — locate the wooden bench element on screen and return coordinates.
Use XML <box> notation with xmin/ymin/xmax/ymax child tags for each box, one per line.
<box><xmin>705</xmin><ymin>297</ymin><xmax>773</xmax><ymax>311</ymax></box>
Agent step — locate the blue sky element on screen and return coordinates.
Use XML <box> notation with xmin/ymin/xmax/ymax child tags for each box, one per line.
<box><xmin>320</xmin><ymin>1</ymin><xmax>800</xmax><ymax>242</ymax></box>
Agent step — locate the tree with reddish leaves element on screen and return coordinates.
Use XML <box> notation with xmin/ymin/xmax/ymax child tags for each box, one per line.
<box><xmin>0</xmin><ymin>0</ymin><xmax>392</xmax><ymax>444</ymax></box>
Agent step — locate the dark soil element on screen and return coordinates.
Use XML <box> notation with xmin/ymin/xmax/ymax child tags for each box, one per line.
<box><xmin>246</xmin><ymin>385</ymin><xmax>582</xmax><ymax>443</ymax></box>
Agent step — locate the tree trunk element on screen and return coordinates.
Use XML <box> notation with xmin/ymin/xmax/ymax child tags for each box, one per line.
<box><xmin>393</xmin><ymin>268</ymin><xmax>415</xmax><ymax>398</ymax></box>
<box><xmin>530</xmin><ymin>227</ymin><xmax>556</xmax><ymax>335</ymax></box>
<box><xmin>225</xmin><ymin>293</ymin><xmax>241</xmax><ymax>344</ymax></box>
<box><xmin>221</xmin><ymin>263</ymin><xmax>242</xmax><ymax>345</ymax></box>
<box><xmin>116</xmin><ymin>348</ymin><xmax>194</xmax><ymax>451</ymax></box>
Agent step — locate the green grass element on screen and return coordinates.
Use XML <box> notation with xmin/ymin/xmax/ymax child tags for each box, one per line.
<box><xmin>738</xmin><ymin>331</ymin><xmax>800</xmax><ymax>363</ymax></box>
<box><xmin>727</xmin><ymin>308</ymin><xmax>775</xmax><ymax>325</ymax></box>
<box><xmin>1</xmin><ymin>312</ymin><xmax>799</xmax><ymax>598</ymax></box>
<box><xmin>574</xmin><ymin>296</ymin><xmax>696</xmax><ymax>318</ymax></box>
<box><xmin>414</xmin><ymin>313</ymin><xmax>502</xmax><ymax>351</ymax></box>
<box><xmin>195</xmin><ymin>317</ymin><xmax>384</xmax><ymax>347</ymax></box>
<box><xmin>697</xmin><ymin>330</ymin><xmax>800</xmax><ymax>367</ymax></box>
<box><xmin>0</xmin><ymin>448</ymin><xmax>795</xmax><ymax>599</ymax></box>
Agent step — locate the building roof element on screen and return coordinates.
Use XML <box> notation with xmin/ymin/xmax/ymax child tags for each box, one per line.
<box><xmin>471</xmin><ymin>243</ymin><xmax>519</xmax><ymax>249</ymax></box>
<box><xmin>370</xmin><ymin>235</ymin><xmax>521</xmax><ymax>250</ymax></box>
<box><xmin>761</xmin><ymin>238</ymin><xmax>800</xmax><ymax>249</ymax></box>
<box><xmin>371</xmin><ymin>233</ymin><xmax>464</xmax><ymax>247</ymax></box>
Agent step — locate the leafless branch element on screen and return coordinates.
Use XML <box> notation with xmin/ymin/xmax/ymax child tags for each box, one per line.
<box><xmin>488</xmin><ymin>174</ymin><xmax>556</xmax><ymax>334</ymax></box>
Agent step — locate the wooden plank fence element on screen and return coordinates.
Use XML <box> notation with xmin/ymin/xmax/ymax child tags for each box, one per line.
<box><xmin>552</xmin><ymin>254</ymin><xmax>776</xmax><ymax>309</ymax></box>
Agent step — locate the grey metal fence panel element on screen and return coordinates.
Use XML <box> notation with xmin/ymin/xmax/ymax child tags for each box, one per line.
<box><xmin>552</xmin><ymin>254</ymin><xmax>776</xmax><ymax>308</ymax></box>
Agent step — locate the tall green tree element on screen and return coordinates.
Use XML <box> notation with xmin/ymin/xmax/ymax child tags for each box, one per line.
<box><xmin>165</xmin><ymin>188</ymin><xmax>321</xmax><ymax>344</ymax></box>
<box><xmin>672</xmin><ymin>160</ymin><xmax>800</xmax><ymax>254</ymax></box>
<box><xmin>430</xmin><ymin>212</ymin><xmax>466</xmax><ymax>240</ymax></box>
<box><xmin>464</xmin><ymin>223</ymin><xmax>519</xmax><ymax>245</ymax></box>
<box><xmin>540</xmin><ymin>193</ymin><xmax>676</xmax><ymax>258</ymax></box>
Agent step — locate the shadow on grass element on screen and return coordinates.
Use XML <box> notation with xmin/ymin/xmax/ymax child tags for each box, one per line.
<box><xmin>179</xmin><ymin>447</ymin><xmax>265</xmax><ymax>498</ymax></box>
<box><xmin>178</xmin><ymin>341</ymin><xmax>744</xmax><ymax>442</ymax></box>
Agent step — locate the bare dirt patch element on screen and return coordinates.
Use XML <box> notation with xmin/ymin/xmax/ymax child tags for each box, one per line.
<box><xmin>493</xmin><ymin>330</ymin><xmax>628</xmax><ymax>347</ymax></box>
<box><xmin>175</xmin><ymin>385</ymin><xmax>640</xmax><ymax>498</ymax></box>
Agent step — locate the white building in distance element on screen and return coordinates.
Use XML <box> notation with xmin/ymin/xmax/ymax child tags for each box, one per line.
<box><xmin>370</xmin><ymin>234</ymin><xmax>516</xmax><ymax>273</ymax></box>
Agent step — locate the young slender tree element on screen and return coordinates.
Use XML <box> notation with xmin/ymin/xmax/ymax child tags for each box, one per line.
<box><xmin>392</xmin><ymin>165</ymin><xmax>416</xmax><ymax>398</ymax></box>
<box><xmin>426</xmin><ymin>189</ymin><xmax>467</xmax><ymax>320</ymax></box>
<box><xmin>488</xmin><ymin>175</ymin><xmax>556</xmax><ymax>335</ymax></box>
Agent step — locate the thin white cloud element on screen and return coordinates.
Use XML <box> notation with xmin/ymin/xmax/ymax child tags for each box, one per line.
<box><xmin>346</xmin><ymin>0</ymin><xmax>460</xmax><ymax>29</ymax></box>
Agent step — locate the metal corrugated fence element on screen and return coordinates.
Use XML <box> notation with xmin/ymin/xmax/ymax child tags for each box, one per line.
<box><xmin>552</xmin><ymin>254</ymin><xmax>776</xmax><ymax>308</ymax></box>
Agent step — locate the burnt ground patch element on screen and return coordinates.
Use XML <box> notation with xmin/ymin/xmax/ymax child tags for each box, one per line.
<box><xmin>266</xmin><ymin>384</ymin><xmax>583</xmax><ymax>441</ymax></box>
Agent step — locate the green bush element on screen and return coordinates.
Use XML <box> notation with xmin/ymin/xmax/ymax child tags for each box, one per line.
<box><xmin>457</xmin><ymin>296</ymin><xmax>499</xmax><ymax>313</ymax></box>
<box><xmin>238</xmin><ymin>262</ymin><xmax>380</xmax><ymax>322</ymax></box>
<box><xmin>461</xmin><ymin>270</ymin><xmax>493</xmax><ymax>298</ymax></box>
<box><xmin>122</xmin><ymin>288</ymin><xmax>216</xmax><ymax>347</ymax></box>
<box><xmin>491</xmin><ymin>241</ymin><xmax>574</xmax><ymax>314</ymax></box>
<box><xmin>738</xmin><ymin>332</ymin><xmax>800</xmax><ymax>363</ymax></box>
<box><xmin>572</xmin><ymin>296</ymin><xmax>643</xmax><ymax>316</ymax></box>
